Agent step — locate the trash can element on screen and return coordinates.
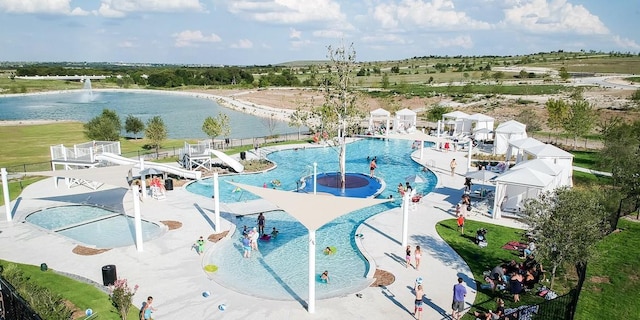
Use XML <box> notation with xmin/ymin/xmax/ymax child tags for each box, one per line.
<box><xmin>40</xmin><ymin>263</ymin><xmax>48</xmax><ymax>271</ymax></box>
<box><xmin>164</xmin><ymin>179</ymin><xmax>174</xmax><ymax>191</ymax></box>
<box><xmin>102</xmin><ymin>265</ymin><xmax>117</xmax><ymax>286</ymax></box>
<box><xmin>240</xmin><ymin>151</ymin><xmax>246</xmax><ymax>160</ymax></box>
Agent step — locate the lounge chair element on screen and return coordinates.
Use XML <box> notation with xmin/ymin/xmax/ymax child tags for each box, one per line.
<box><xmin>501</xmin><ymin>194</ymin><xmax>523</xmax><ymax>214</ymax></box>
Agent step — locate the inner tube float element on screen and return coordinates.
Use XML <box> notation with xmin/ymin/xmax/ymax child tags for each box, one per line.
<box><xmin>271</xmin><ymin>179</ymin><xmax>281</xmax><ymax>187</ymax></box>
<box><xmin>260</xmin><ymin>234</ymin><xmax>272</xmax><ymax>241</ymax></box>
<box><xmin>324</xmin><ymin>246</ymin><xmax>338</xmax><ymax>255</ymax></box>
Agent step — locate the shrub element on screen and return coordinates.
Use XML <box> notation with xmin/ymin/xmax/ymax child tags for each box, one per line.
<box><xmin>109</xmin><ymin>278</ymin><xmax>138</xmax><ymax>320</ymax></box>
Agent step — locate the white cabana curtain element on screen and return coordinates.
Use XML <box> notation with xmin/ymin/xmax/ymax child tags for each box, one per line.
<box><xmin>494</xmin><ymin>120</ymin><xmax>527</xmax><ymax>155</ymax></box>
<box><xmin>395</xmin><ymin>108</ymin><xmax>417</xmax><ymax>132</ymax></box>
<box><xmin>368</xmin><ymin>108</ymin><xmax>391</xmax><ymax>134</ymax></box>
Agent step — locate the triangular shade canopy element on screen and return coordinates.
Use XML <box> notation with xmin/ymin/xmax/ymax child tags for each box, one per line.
<box><xmin>23</xmin><ymin>165</ymin><xmax>135</xmax><ymax>189</ymax></box>
<box><xmin>396</xmin><ymin>108</ymin><xmax>417</xmax><ymax>116</ymax></box>
<box><xmin>524</xmin><ymin>144</ymin><xmax>574</xmax><ymax>158</ymax></box>
<box><xmin>494</xmin><ymin>167</ymin><xmax>554</xmax><ymax>188</ymax></box>
<box><xmin>442</xmin><ymin>111</ymin><xmax>469</xmax><ymax>119</ymax></box>
<box><xmin>508</xmin><ymin>137</ymin><xmax>544</xmax><ymax>149</ymax></box>
<box><xmin>229</xmin><ymin>182</ymin><xmax>389</xmax><ymax>231</ymax></box>
<box><xmin>370</xmin><ymin>108</ymin><xmax>391</xmax><ymax>116</ymax></box>
<box><xmin>495</xmin><ymin>120</ymin><xmax>526</xmax><ymax>134</ymax></box>
<box><xmin>374</xmin><ymin>131</ymin><xmax>446</xmax><ymax>144</ymax></box>
<box><xmin>511</xmin><ymin>159</ymin><xmax>562</xmax><ymax>176</ymax></box>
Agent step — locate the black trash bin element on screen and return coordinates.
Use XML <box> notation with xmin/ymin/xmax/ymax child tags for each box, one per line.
<box><xmin>164</xmin><ymin>179</ymin><xmax>174</xmax><ymax>191</ymax></box>
<box><xmin>240</xmin><ymin>151</ymin><xmax>246</xmax><ymax>160</ymax></box>
<box><xmin>102</xmin><ymin>265</ymin><xmax>117</xmax><ymax>286</ymax></box>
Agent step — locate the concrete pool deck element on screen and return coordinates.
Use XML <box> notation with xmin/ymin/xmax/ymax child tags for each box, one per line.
<box><xmin>0</xmin><ymin>144</ymin><xmax>525</xmax><ymax>319</ymax></box>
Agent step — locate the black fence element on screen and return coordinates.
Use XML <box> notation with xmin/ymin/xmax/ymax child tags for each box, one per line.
<box><xmin>0</xmin><ymin>276</ymin><xmax>43</xmax><ymax>320</ymax></box>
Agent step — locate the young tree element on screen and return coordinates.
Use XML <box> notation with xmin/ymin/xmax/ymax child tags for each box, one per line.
<box><xmin>545</xmin><ymin>98</ymin><xmax>569</xmax><ymax>141</ymax></box>
<box><xmin>562</xmin><ymin>100</ymin><xmax>597</xmax><ymax>148</ymax></box>
<box><xmin>381</xmin><ymin>73</ymin><xmax>390</xmax><ymax>89</ymax></box>
<box><xmin>84</xmin><ymin>108</ymin><xmax>121</xmax><ymax>141</ymax></box>
<box><xmin>202</xmin><ymin>113</ymin><xmax>231</xmax><ymax>147</ymax></box>
<box><xmin>124</xmin><ymin>114</ymin><xmax>145</xmax><ymax>139</ymax></box>
<box><xmin>559</xmin><ymin>66</ymin><xmax>570</xmax><ymax>81</ymax></box>
<box><xmin>308</xmin><ymin>43</ymin><xmax>365</xmax><ymax>188</ymax></box>
<box><xmin>516</xmin><ymin>108</ymin><xmax>542</xmax><ymax>133</ymax></box>
<box><xmin>520</xmin><ymin>187</ymin><xmax>610</xmax><ymax>290</ymax></box>
<box><xmin>145</xmin><ymin>116</ymin><xmax>167</xmax><ymax>158</ymax></box>
<box><xmin>262</xmin><ymin>113</ymin><xmax>278</xmax><ymax>139</ymax></box>
<box><xmin>425</xmin><ymin>105</ymin><xmax>452</xmax><ymax>122</ymax></box>
<box><xmin>600</xmin><ymin>120</ymin><xmax>640</xmax><ymax>200</ymax></box>
<box><xmin>289</xmin><ymin>106</ymin><xmax>309</xmax><ymax>140</ymax></box>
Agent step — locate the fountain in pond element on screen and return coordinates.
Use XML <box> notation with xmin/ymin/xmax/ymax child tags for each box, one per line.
<box><xmin>79</xmin><ymin>78</ymin><xmax>95</xmax><ymax>103</ymax></box>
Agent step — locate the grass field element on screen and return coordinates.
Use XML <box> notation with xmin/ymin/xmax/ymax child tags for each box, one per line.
<box><xmin>0</xmin><ymin>259</ymin><xmax>139</xmax><ymax>319</ymax></box>
<box><xmin>437</xmin><ymin>219</ymin><xmax>560</xmax><ymax>319</ymax></box>
<box><xmin>574</xmin><ymin>218</ymin><xmax>640</xmax><ymax>319</ymax></box>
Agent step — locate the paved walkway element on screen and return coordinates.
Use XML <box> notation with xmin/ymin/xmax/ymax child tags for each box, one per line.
<box><xmin>0</xmin><ymin>144</ymin><xmax>524</xmax><ymax>319</ymax></box>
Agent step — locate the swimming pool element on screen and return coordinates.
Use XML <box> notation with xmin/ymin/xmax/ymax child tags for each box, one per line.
<box><xmin>25</xmin><ymin>205</ymin><xmax>164</xmax><ymax>248</ymax></box>
<box><xmin>189</xmin><ymin>139</ymin><xmax>438</xmax><ymax>300</ymax></box>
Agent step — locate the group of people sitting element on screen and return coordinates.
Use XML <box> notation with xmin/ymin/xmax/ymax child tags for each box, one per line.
<box><xmin>484</xmin><ymin>256</ymin><xmax>545</xmax><ymax>302</ymax></box>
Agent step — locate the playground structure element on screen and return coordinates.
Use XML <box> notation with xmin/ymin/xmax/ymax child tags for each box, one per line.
<box><xmin>50</xmin><ymin>141</ymin><xmax>201</xmax><ymax>189</ymax></box>
<box><xmin>180</xmin><ymin>140</ymin><xmax>244</xmax><ymax>173</ymax></box>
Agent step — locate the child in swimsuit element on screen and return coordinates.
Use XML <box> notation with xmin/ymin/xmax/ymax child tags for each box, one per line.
<box><xmin>406</xmin><ymin>245</ymin><xmax>412</xmax><ymax>268</ymax></box>
<box><xmin>414</xmin><ymin>245</ymin><xmax>422</xmax><ymax>270</ymax></box>
<box><xmin>321</xmin><ymin>270</ymin><xmax>330</xmax><ymax>283</ymax></box>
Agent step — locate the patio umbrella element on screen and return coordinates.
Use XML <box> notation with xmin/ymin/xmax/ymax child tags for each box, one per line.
<box><xmin>465</xmin><ymin>170</ymin><xmax>498</xmax><ymax>185</ymax></box>
<box><xmin>139</xmin><ymin>167</ymin><xmax>163</xmax><ymax>176</ymax></box>
<box><xmin>405</xmin><ymin>174</ymin><xmax>426</xmax><ymax>184</ymax></box>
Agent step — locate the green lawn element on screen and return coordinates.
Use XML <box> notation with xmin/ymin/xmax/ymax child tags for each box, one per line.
<box><xmin>0</xmin><ymin>260</ymin><xmax>139</xmax><ymax>319</ymax></box>
<box><xmin>436</xmin><ymin>219</ymin><xmax>557</xmax><ymax>319</ymax></box>
<box><xmin>574</xmin><ymin>218</ymin><xmax>640</xmax><ymax>319</ymax></box>
<box><xmin>570</xmin><ymin>150</ymin><xmax>602</xmax><ymax>171</ymax></box>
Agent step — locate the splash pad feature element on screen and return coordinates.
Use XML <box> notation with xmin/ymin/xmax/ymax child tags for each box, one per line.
<box><xmin>300</xmin><ymin>172</ymin><xmax>384</xmax><ymax>198</ymax></box>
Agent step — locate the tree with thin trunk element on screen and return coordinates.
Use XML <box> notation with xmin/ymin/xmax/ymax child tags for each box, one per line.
<box><xmin>202</xmin><ymin>113</ymin><xmax>230</xmax><ymax>148</ymax></box>
<box><xmin>545</xmin><ymin>98</ymin><xmax>569</xmax><ymax>143</ymax></box>
<box><xmin>520</xmin><ymin>187</ymin><xmax>610</xmax><ymax>290</ymax></box>
<box><xmin>600</xmin><ymin>119</ymin><xmax>640</xmax><ymax>200</ymax></box>
<box><xmin>562</xmin><ymin>99</ymin><xmax>597</xmax><ymax>148</ymax></box>
<box><xmin>307</xmin><ymin>43</ymin><xmax>365</xmax><ymax>188</ymax></box>
<box><xmin>124</xmin><ymin>114</ymin><xmax>144</xmax><ymax>139</ymax></box>
<box><xmin>84</xmin><ymin>109</ymin><xmax>121</xmax><ymax>141</ymax></box>
<box><xmin>289</xmin><ymin>105</ymin><xmax>309</xmax><ymax>140</ymax></box>
<box><xmin>145</xmin><ymin>116</ymin><xmax>167</xmax><ymax>158</ymax></box>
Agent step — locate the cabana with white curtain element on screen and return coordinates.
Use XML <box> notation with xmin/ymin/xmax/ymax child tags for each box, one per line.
<box><xmin>368</xmin><ymin>108</ymin><xmax>391</xmax><ymax>134</ymax></box>
<box><xmin>507</xmin><ymin>137</ymin><xmax>545</xmax><ymax>163</ymax></box>
<box><xmin>492</xmin><ymin>167</ymin><xmax>556</xmax><ymax>219</ymax></box>
<box><xmin>494</xmin><ymin>120</ymin><xmax>527</xmax><ymax>155</ymax></box>
<box><xmin>467</xmin><ymin>113</ymin><xmax>495</xmax><ymax>141</ymax></box>
<box><xmin>394</xmin><ymin>108</ymin><xmax>417</xmax><ymax>132</ymax></box>
<box><xmin>441</xmin><ymin>111</ymin><xmax>471</xmax><ymax>136</ymax></box>
<box><xmin>522</xmin><ymin>144</ymin><xmax>575</xmax><ymax>187</ymax></box>
<box><xmin>510</xmin><ymin>158</ymin><xmax>565</xmax><ymax>188</ymax></box>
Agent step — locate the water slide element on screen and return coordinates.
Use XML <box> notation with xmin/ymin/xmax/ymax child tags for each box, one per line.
<box><xmin>96</xmin><ymin>153</ymin><xmax>202</xmax><ymax>180</ymax></box>
<box><xmin>205</xmin><ymin>149</ymin><xmax>245</xmax><ymax>173</ymax></box>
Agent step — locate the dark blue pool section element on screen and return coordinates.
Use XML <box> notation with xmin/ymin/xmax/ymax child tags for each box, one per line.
<box><xmin>301</xmin><ymin>172</ymin><xmax>382</xmax><ymax>198</ymax></box>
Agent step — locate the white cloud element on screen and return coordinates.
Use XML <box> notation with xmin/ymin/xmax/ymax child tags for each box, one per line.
<box><xmin>434</xmin><ymin>35</ymin><xmax>473</xmax><ymax>49</ymax></box>
<box><xmin>98</xmin><ymin>0</ymin><xmax>205</xmax><ymax>17</ymax></box>
<box><xmin>289</xmin><ymin>28</ymin><xmax>302</xmax><ymax>39</ymax></box>
<box><xmin>226</xmin><ymin>0</ymin><xmax>347</xmax><ymax>25</ymax></box>
<box><xmin>312</xmin><ymin>29</ymin><xmax>345</xmax><ymax>39</ymax></box>
<box><xmin>118</xmin><ymin>41</ymin><xmax>136</xmax><ymax>48</ymax></box>
<box><xmin>371</xmin><ymin>0</ymin><xmax>491</xmax><ymax>31</ymax></box>
<box><xmin>290</xmin><ymin>39</ymin><xmax>312</xmax><ymax>50</ymax></box>
<box><xmin>501</xmin><ymin>0</ymin><xmax>608</xmax><ymax>35</ymax></box>
<box><xmin>230</xmin><ymin>39</ymin><xmax>253</xmax><ymax>49</ymax></box>
<box><xmin>0</xmin><ymin>0</ymin><xmax>89</xmax><ymax>15</ymax></box>
<box><xmin>173</xmin><ymin>30</ymin><xmax>222</xmax><ymax>47</ymax></box>
<box><xmin>611</xmin><ymin>35</ymin><xmax>640</xmax><ymax>50</ymax></box>
<box><xmin>361</xmin><ymin>33</ymin><xmax>408</xmax><ymax>45</ymax></box>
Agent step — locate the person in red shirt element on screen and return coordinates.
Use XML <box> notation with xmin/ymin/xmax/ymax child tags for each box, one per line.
<box><xmin>457</xmin><ymin>214</ymin><xmax>465</xmax><ymax>234</ymax></box>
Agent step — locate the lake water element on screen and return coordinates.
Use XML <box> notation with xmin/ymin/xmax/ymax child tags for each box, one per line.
<box><xmin>0</xmin><ymin>90</ymin><xmax>296</xmax><ymax>139</ymax></box>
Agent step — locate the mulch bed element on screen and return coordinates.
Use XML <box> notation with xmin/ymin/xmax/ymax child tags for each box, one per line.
<box><xmin>72</xmin><ymin>246</ymin><xmax>110</xmax><ymax>256</ymax></box>
<box><xmin>208</xmin><ymin>231</ymin><xmax>229</xmax><ymax>243</ymax></box>
<box><xmin>370</xmin><ymin>269</ymin><xmax>395</xmax><ymax>287</ymax></box>
<box><xmin>160</xmin><ymin>220</ymin><xmax>182</xmax><ymax>230</ymax></box>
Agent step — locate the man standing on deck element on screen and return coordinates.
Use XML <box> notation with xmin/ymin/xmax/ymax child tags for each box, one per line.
<box><xmin>452</xmin><ymin>277</ymin><xmax>467</xmax><ymax>320</ymax></box>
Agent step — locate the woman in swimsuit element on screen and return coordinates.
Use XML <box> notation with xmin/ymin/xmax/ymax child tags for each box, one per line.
<box><xmin>406</xmin><ymin>245</ymin><xmax>412</xmax><ymax>268</ymax></box>
<box><xmin>257</xmin><ymin>213</ymin><xmax>265</xmax><ymax>234</ymax></box>
<box><xmin>414</xmin><ymin>245</ymin><xmax>422</xmax><ymax>271</ymax></box>
<box><xmin>321</xmin><ymin>270</ymin><xmax>330</xmax><ymax>283</ymax></box>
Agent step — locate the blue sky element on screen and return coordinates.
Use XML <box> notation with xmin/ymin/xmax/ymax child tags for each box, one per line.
<box><xmin>0</xmin><ymin>0</ymin><xmax>638</xmax><ymax>65</ymax></box>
